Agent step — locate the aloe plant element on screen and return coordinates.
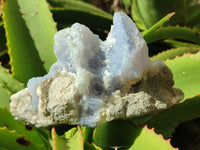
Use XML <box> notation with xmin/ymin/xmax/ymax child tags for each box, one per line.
<box><xmin>0</xmin><ymin>0</ymin><xmax>200</xmax><ymax>149</ymax></box>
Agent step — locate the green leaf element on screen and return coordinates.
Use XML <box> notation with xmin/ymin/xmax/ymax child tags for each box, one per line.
<box><xmin>63</xmin><ymin>127</ymin><xmax>78</xmax><ymax>139</ymax></box>
<box><xmin>0</xmin><ymin>65</ymin><xmax>24</xmax><ymax>108</ymax></box>
<box><xmin>84</xmin><ymin>142</ymin><xmax>102</xmax><ymax>150</ymax></box>
<box><xmin>151</xmin><ymin>47</ymin><xmax>200</xmax><ymax>61</ymax></box>
<box><xmin>0</xmin><ymin>127</ymin><xmax>45</xmax><ymax>150</ymax></box>
<box><xmin>93</xmin><ymin>121</ymin><xmax>142</xmax><ymax>150</ymax></box>
<box><xmin>52</xmin><ymin>128</ymin><xmax>69</xmax><ymax>150</ymax></box>
<box><xmin>48</xmin><ymin>0</ymin><xmax>112</xmax><ymax>33</ymax></box>
<box><xmin>93</xmin><ymin>121</ymin><xmax>175</xmax><ymax>150</ymax></box>
<box><xmin>17</xmin><ymin>0</ymin><xmax>57</xmax><ymax>71</ymax></box>
<box><xmin>81</xmin><ymin>127</ymin><xmax>94</xmax><ymax>143</ymax></box>
<box><xmin>128</xmin><ymin>126</ymin><xmax>176</xmax><ymax>150</ymax></box>
<box><xmin>0</xmin><ymin>65</ymin><xmax>24</xmax><ymax>95</ymax></box>
<box><xmin>163</xmin><ymin>39</ymin><xmax>200</xmax><ymax>48</ymax></box>
<box><xmin>131</xmin><ymin>0</ymin><xmax>147</xmax><ymax>30</ymax></box>
<box><xmin>48</xmin><ymin>0</ymin><xmax>112</xmax><ymax>19</ymax></box>
<box><xmin>0</xmin><ymin>107</ymin><xmax>50</xmax><ymax>149</ymax></box>
<box><xmin>0</xmin><ymin>22</ymin><xmax>7</xmax><ymax>56</ymax></box>
<box><xmin>131</xmin><ymin>0</ymin><xmax>200</xmax><ymax>28</ymax></box>
<box><xmin>142</xmin><ymin>12</ymin><xmax>175</xmax><ymax>37</ymax></box>
<box><xmin>123</xmin><ymin>0</ymin><xmax>132</xmax><ymax>8</ymax></box>
<box><xmin>0</xmin><ymin>87</ymin><xmax>10</xmax><ymax>108</ymax></box>
<box><xmin>2</xmin><ymin>0</ymin><xmax>46</xmax><ymax>83</ymax></box>
<box><xmin>184</xmin><ymin>1</ymin><xmax>200</xmax><ymax>26</ymax></box>
<box><xmin>147</xmin><ymin>95</ymin><xmax>200</xmax><ymax>139</ymax></box>
<box><xmin>165</xmin><ymin>52</ymin><xmax>200</xmax><ymax>100</ymax></box>
<box><xmin>0</xmin><ymin>147</ymin><xmax>8</xmax><ymax>150</ymax></box>
<box><xmin>52</xmin><ymin>126</ymin><xmax>84</xmax><ymax>150</ymax></box>
<box><xmin>144</xmin><ymin>26</ymin><xmax>200</xmax><ymax>44</ymax></box>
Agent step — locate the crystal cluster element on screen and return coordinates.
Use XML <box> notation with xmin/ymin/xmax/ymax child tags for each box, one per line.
<box><xmin>10</xmin><ymin>12</ymin><xmax>183</xmax><ymax>127</ymax></box>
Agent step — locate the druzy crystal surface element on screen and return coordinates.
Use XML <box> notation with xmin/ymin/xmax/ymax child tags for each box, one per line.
<box><xmin>10</xmin><ymin>12</ymin><xmax>183</xmax><ymax>127</ymax></box>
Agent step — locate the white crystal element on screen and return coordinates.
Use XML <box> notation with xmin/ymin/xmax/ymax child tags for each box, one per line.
<box><xmin>102</xmin><ymin>12</ymin><xmax>151</xmax><ymax>89</ymax></box>
<box><xmin>10</xmin><ymin>12</ymin><xmax>183</xmax><ymax>127</ymax></box>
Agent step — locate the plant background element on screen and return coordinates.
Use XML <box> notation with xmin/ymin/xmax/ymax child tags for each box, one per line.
<box><xmin>0</xmin><ymin>0</ymin><xmax>200</xmax><ymax>149</ymax></box>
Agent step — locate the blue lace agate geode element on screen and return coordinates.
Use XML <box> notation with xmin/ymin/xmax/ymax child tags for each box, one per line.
<box><xmin>10</xmin><ymin>12</ymin><xmax>183</xmax><ymax>127</ymax></box>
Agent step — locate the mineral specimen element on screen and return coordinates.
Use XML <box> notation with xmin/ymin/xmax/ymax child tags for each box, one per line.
<box><xmin>10</xmin><ymin>12</ymin><xmax>184</xmax><ymax>127</ymax></box>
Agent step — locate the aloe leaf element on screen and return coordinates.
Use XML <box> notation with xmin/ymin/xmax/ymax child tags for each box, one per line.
<box><xmin>144</xmin><ymin>26</ymin><xmax>200</xmax><ymax>44</ymax></box>
<box><xmin>81</xmin><ymin>127</ymin><xmax>94</xmax><ymax>143</ymax></box>
<box><xmin>93</xmin><ymin>121</ymin><xmax>175</xmax><ymax>150</ymax></box>
<box><xmin>17</xmin><ymin>0</ymin><xmax>57</xmax><ymax>71</ymax></box>
<box><xmin>0</xmin><ymin>87</ymin><xmax>9</xmax><ymax>108</ymax></box>
<box><xmin>0</xmin><ymin>65</ymin><xmax>24</xmax><ymax>108</ymax></box>
<box><xmin>2</xmin><ymin>0</ymin><xmax>47</xmax><ymax>84</ymax></box>
<box><xmin>48</xmin><ymin>0</ymin><xmax>112</xmax><ymax>19</ymax></box>
<box><xmin>0</xmin><ymin>22</ymin><xmax>7</xmax><ymax>56</ymax></box>
<box><xmin>131</xmin><ymin>0</ymin><xmax>147</xmax><ymax>30</ymax></box>
<box><xmin>52</xmin><ymin>128</ymin><xmax>68</xmax><ymax>150</ymax></box>
<box><xmin>131</xmin><ymin>0</ymin><xmax>184</xmax><ymax>28</ymax></box>
<box><xmin>131</xmin><ymin>0</ymin><xmax>200</xmax><ymax>28</ymax></box>
<box><xmin>63</xmin><ymin>127</ymin><xmax>78</xmax><ymax>139</ymax></box>
<box><xmin>84</xmin><ymin>142</ymin><xmax>102</xmax><ymax>150</ymax></box>
<box><xmin>142</xmin><ymin>12</ymin><xmax>175</xmax><ymax>37</ymax></box>
<box><xmin>93</xmin><ymin>121</ymin><xmax>142</xmax><ymax>150</ymax></box>
<box><xmin>151</xmin><ymin>47</ymin><xmax>200</xmax><ymax>61</ymax></box>
<box><xmin>48</xmin><ymin>0</ymin><xmax>112</xmax><ymax>32</ymax></box>
<box><xmin>52</xmin><ymin>126</ymin><xmax>84</xmax><ymax>150</ymax></box>
<box><xmin>0</xmin><ymin>65</ymin><xmax>24</xmax><ymax>94</ymax></box>
<box><xmin>123</xmin><ymin>0</ymin><xmax>132</xmax><ymax>8</ymax></box>
<box><xmin>128</xmin><ymin>126</ymin><xmax>176</xmax><ymax>150</ymax></box>
<box><xmin>147</xmin><ymin>95</ymin><xmax>200</xmax><ymax>139</ymax></box>
<box><xmin>0</xmin><ymin>127</ymin><xmax>46</xmax><ymax>150</ymax></box>
<box><xmin>181</xmin><ymin>1</ymin><xmax>200</xmax><ymax>26</ymax></box>
<box><xmin>165</xmin><ymin>52</ymin><xmax>200</xmax><ymax>100</ymax></box>
<box><xmin>0</xmin><ymin>107</ymin><xmax>50</xmax><ymax>149</ymax></box>
<box><xmin>163</xmin><ymin>39</ymin><xmax>200</xmax><ymax>48</ymax></box>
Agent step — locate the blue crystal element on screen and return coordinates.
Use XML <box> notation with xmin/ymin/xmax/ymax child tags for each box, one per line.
<box><xmin>26</xmin><ymin>12</ymin><xmax>151</xmax><ymax>126</ymax></box>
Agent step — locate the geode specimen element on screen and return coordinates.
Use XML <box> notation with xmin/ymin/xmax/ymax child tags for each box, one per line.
<box><xmin>10</xmin><ymin>12</ymin><xmax>183</xmax><ymax>127</ymax></box>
